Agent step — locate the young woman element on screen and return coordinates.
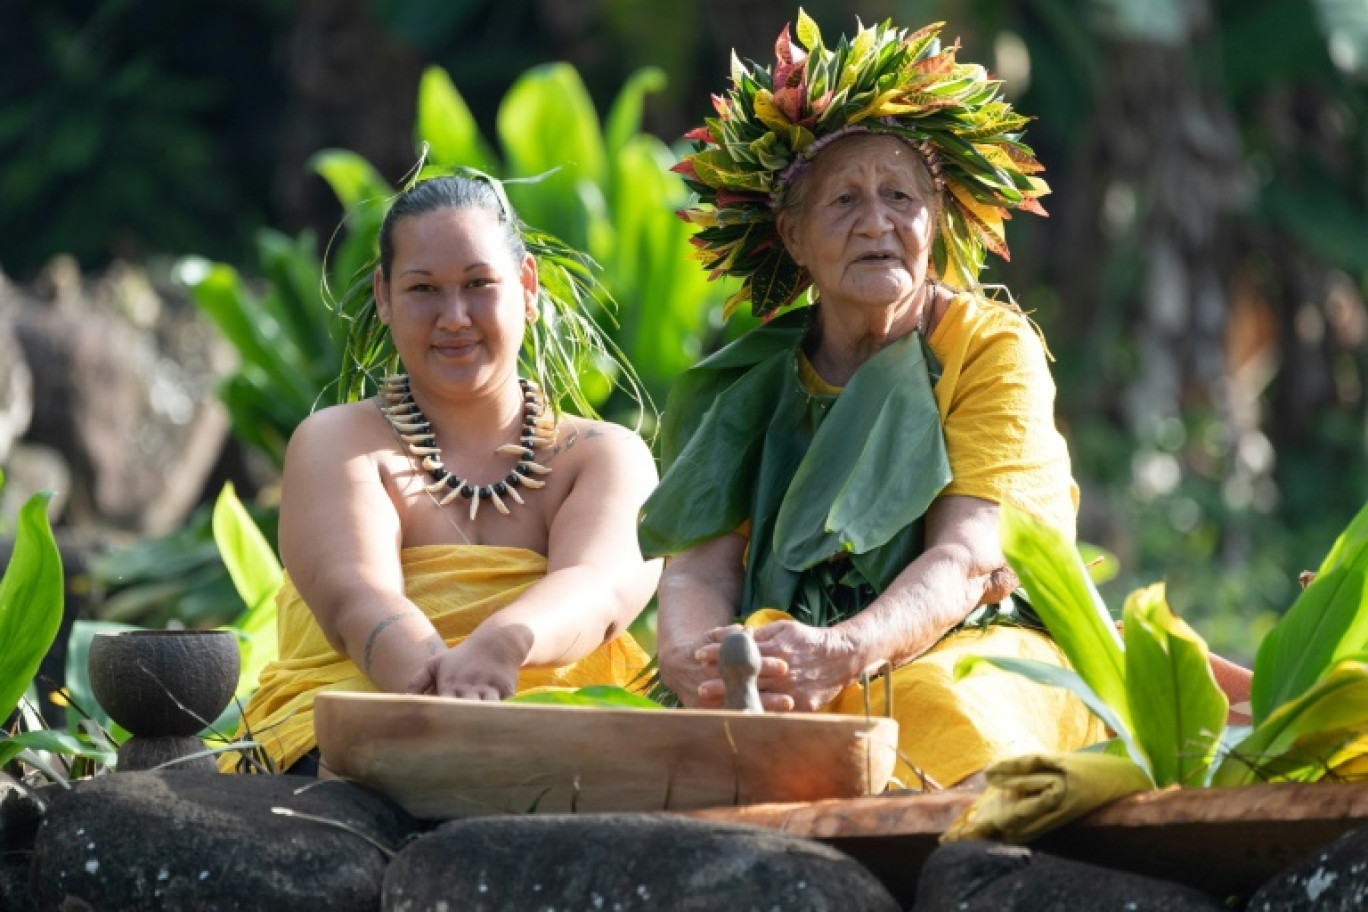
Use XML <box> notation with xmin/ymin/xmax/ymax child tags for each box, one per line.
<box><xmin>228</xmin><ymin>175</ymin><xmax>660</xmax><ymax>775</ymax></box>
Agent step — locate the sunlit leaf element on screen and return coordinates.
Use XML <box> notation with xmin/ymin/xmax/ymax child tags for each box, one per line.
<box><xmin>508</xmin><ymin>685</ymin><xmax>661</xmax><ymax>710</ymax></box>
<box><xmin>1251</xmin><ymin>500</ymin><xmax>1368</xmax><ymax>722</ymax></box>
<box><xmin>1123</xmin><ymin>584</ymin><xmax>1227</xmax><ymax>786</ymax></box>
<box><xmin>416</xmin><ymin>66</ymin><xmax>496</xmax><ymax>173</ymax></box>
<box><xmin>212</xmin><ymin>482</ymin><xmax>283</xmax><ymax>697</ymax></box>
<box><xmin>1000</xmin><ymin>503</ymin><xmax>1129</xmax><ymax>729</ymax></box>
<box><xmin>0</xmin><ymin>488</ymin><xmax>63</xmax><ymax>722</ymax></box>
<box><xmin>1213</xmin><ymin>658</ymin><xmax>1368</xmax><ymax>787</ymax></box>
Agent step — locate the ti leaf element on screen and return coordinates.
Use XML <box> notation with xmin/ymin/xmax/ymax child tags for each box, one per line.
<box><xmin>1122</xmin><ymin>584</ymin><xmax>1227</xmax><ymax>787</ymax></box>
<box><xmin>1212</xmin><ymin>657</ymin><xmax>1368</xmax><ymax>787</ymax></box>
<box><xmin>1251</xmin><ymin>500</ymin><xmax>1368</xmax><ymax>723</ymax></box>
<box><xmin>0</xmin><ymin>484</ymin><xmax>64</xmax><ymax>723</ymax></box>
<box><xmin>508</xmin><ymin>685</ymin><xmax>661</xmax><ymax>710</ymax></box>
<box><xmin>212</xmin><ymin>482</ymin><xmax>283</xmax><ymax>698</ymax></box>
<box><xmin>1000</xmin><ymin>503</ymin><xmax>1129</xmax><ymax>730</ymax></box>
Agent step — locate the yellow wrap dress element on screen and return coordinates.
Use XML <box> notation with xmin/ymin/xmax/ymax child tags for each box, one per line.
<box><xmin>221</xmin><ymin>545</ymin><xmax>649</xmax><ymax>774</ymax></box>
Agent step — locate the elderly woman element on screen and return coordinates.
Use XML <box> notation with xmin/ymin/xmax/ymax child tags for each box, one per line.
<box><xmin>639</xmin><ymin>16</ymin><xmax>1106</xmax><ymax>788</ymax></box>
<box><xmin>226</xmin><ymin>174</ymin><xmax>660</xmax><ymax>774</ymax></box>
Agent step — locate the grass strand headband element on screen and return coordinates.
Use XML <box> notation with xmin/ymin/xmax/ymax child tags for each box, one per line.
<box><xmin>673</xmin><ymin>11</ymin><xmax>1051</xmax><ymax>320</ymax></box>
<box><xmin>330</xmin><ymin>161</ymin><xmax>649</xmax><ymax>427</ymax></box>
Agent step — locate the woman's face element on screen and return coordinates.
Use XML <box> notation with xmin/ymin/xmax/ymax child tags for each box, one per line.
<box><xmin>375</xmin><ymin>206</ymin><xmax>536</xmax><ymax>396</ymax></box>
<box><xmin>779</xmin><ymin>134</ymin><xmax>937</xmax><ymax>312</ymax></box>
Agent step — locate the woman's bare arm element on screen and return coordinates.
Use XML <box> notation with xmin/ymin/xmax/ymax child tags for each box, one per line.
<box><xmin>408</xmin><ymin>423</ymin><xmax>662</xmax><ymax>698</ymax></box>
<box><xmin>279</xmin><ymin>404</ymin><xmax>446</xmax><ymax>693</ymax></box>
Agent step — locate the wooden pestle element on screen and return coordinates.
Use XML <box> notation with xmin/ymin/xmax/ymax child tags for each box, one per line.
<box><xmin>718</xmin><ymin>630</ymin><xmax>764</xmax><ymax>713</ymax></box>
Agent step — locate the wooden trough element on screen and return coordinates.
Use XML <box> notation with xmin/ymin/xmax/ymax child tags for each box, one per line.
<box><xmin>315</xmin><ymin>692</ymin><xmax>1368</xmax><ymax>905</ymax></box>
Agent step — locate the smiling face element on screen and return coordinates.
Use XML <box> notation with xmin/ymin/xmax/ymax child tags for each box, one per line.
<box><xmin>374</xmin><ymin>206</ymin><xmax>537</xmax><ymax>397</ymax></box>
<box><xmin>778</xmin><ymin>134</ymin><xmax>938</xmax><ymax>314</ymax></box>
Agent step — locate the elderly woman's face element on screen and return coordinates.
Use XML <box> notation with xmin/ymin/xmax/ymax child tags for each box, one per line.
<box><xmin>779</xmin><ymin>134</ymin><xmax>937</xmax><ymax>310</ymax></box>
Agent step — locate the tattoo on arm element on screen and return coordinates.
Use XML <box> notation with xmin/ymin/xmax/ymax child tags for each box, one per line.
<box><xmin>362</xmin><ymin>612</ymin><xmax>407</xmax><ymax>677</ymax></box>
<box><xmin>552</xmin><ymin>428</ymin><xmax>581</xmax><ymax>456</ymax></box>
<box><xmin>584</xmin><ymin>428</ymin><xmax>603</xmax><ymax>440</ymax></box>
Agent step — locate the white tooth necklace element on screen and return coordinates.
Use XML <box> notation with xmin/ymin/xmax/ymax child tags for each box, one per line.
<box><xmin>378</xmin><ymin>374</ymin><xmax>553</xmax><ymax>521</ymax></box>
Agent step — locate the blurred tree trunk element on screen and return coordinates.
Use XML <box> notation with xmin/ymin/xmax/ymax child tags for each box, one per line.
<box><xmin>275</xmin><ymin>0</ymin><xmax>426</xmax><ymax>238</ymax></box>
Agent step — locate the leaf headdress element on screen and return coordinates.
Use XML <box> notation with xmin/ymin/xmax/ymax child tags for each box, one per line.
<box><xmin>674</xmin><ymin>10</ymin><xmax>1051</xmax><ymax>320</ymax></box>
<box><xmin>330</xmin><ymin>163</ymin><xmax>646</xmax><ymax>424</ymax></box>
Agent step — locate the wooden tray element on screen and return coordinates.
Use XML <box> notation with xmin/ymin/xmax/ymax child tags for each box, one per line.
<box><xmin>313</xmin><ymin>692</ymin><xmax>900</xmax><ymax>819</ymax></box>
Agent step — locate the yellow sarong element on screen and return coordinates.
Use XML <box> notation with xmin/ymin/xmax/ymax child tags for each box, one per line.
<box><xmin>221</xmin><ymin>544</ymin><xmax>649</xmax><ymax>773</ymax></box>
<box><xmin>748</xmin><ymin>610</ymin><xmax>1108</xmax><ymax>788</ymax></box>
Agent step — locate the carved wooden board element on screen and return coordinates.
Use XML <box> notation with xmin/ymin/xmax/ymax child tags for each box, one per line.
<box><xmin>314</xmin><ymin>691</ymin><xmax>899</xmax><ymax>818</ymax></box>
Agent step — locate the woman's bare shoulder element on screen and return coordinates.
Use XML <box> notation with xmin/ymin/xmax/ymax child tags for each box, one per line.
<box><xmin>287</xmin><ymin>399</ymin><xmax>391</xmax><ymax>460</ymax></box>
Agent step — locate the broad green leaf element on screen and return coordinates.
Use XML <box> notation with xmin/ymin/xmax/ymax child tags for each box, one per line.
<box><xmin>1252</xmin><ymin>500</ymin><xmax>1368</xmax><ymax>722</ymax></box>
<box><xmin>1122</xmin><ymin>584</ymin><xmax>1227</xmax><ymax>787</ymax></box>
<box><xmin>605</xmin><ymin>67</ymin><xmax>666</xmax><ymax>167</ymax></box>
<box><xmin>416</xmin><ymin>66</ymin><xmax>496</xmax><ymax>173</ymax></box>
<box><xmin>309</xmin><ymin>149</ymin><xmax>392</xmax><ymax>212</ymax></box>
<box><xmin>212</xmin><ymin>482</ymin><xmax>283</xmax><ymax>697</ymax></box>
<box><xmin>1213</xmin><ymin>658</ymin><xmax>1368</xmax><ymax>787</ymax></box>
<box><xmin>0</xmin><ymin>729</ymin><xmax>115</xmax><ymax>769</ymax></box>
<box><xmin>0</xmin><ymin>491</ymin><xmax>63</xmax><ymax>722</ymax></box>
<box><xmin>497</xmin><ymin>63</ymin><xmax>605</xmax><ymax>248</ymax></box>
<box><xmin>1000</xmin><ymin>503</ymin><xmax>1129</xmax><ymax>728</ymax></box>
<box><xmin>956</xmin><ymin>653</ymin><xmax>1150</xmax><ymax>776</ymax></box>
<box><xmin>508</xmin><ymin>685</ymin><xmax>661</xmax><ymax>710</ymax></box>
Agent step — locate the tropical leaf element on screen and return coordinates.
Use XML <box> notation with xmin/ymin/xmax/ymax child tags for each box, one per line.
<box><xmin>1213</xmin><ymin>658</ymin><xmax>1368</xmax><ymax>787</ymax></box>
<box><xmin>1251</xmin><ymin>500</ymin><xmax>1368</xmax><ymax>722</ymax></box>
<box><xmin>0</xmin><ymin>484</ymin><xmax>63</xmax><ymax>723</ymax></box>
<box><xmin>604</xmin><ymin>67</ymin><xmax>667</xmax><ymax>166</ymax></box>
<box><xmin>956</xmin><ymin>653</ymin><xmax>1150</xmax><ymax>775</ymax></box>
<box><xmin>1000</xmin><ymin>503</ymin><xmax>1129</xmax><ymax>728</ymax></box>
<box><xmin>1122</xmin><ymin>584</ymin><xmax>1227</xmax><ymax>787</ymax></box>
<box><xmin>508</xmin><ymin>685</ymin><xmax>661</xmax><ymax>710</ymax></box>
<box><xmin>416</xmin><ymin>65</ymin><xmax>496</xmax><ymax>173</ymax></box>
<box><xmin>0</xmin><ymin>729</ymin><xmax>115</xmax><ymax>770</ymax></box>
<box><xmin>211</xmin><ymin>482</ymin><xmax>282</xmax><ymax>698</ymax></box>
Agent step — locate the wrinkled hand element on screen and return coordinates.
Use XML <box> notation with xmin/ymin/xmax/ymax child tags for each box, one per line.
<box><xmin>663</xmin><ymin>624</ymin><xmax>791</xmax><ymax>711</ymax></box>
<box><xmin>406</xmin><ymin>634</ymin><xmax>521</xmax><ymax>701</ymax></box>
<box><xmin>700</xmin><ymin>620</ymin><xmax>864</xmax><ymax>713</ymax></box>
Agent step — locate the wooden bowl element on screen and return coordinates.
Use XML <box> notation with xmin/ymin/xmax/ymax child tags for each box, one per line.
<box><xmin>314</xmin><ymin>692</ymin><xmax>900</xmax><ymax>819</ymax></box>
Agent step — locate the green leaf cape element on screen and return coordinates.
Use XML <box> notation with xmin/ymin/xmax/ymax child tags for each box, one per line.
<box><xmin>639</xmin><ymin>309</ymin><xmax>952</xmax><ymax>626</ymax></box>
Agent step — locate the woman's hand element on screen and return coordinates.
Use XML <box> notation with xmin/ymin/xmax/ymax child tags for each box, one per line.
<box><xmin>696</xmin><ymin>619</ymin><xmax>866</xmax><ymax>713</ymax></box>
<box><xmin>406</xmin><ymin>627</ymin><xmax>527</xmax><ymax>700</ymax></box>
<box><xmin>663</xmin><ymin>624</ymin><xmax>791</xmax><ymax>711</ymax></box>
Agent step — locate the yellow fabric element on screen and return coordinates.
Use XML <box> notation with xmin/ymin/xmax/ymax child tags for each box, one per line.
<box><xmin>797</xmin><ymin>294</ymin><xmax>1078</xmax><ymax>537</ymax></box>
<box><xmin>745</xmin><ymin>610</ymin><xmax>1109</xmax><ymax>788</ymax></box>
<box><xmin>943</xmin><ymin>752</ymin><xmax>1154</xmax><ymax>843</ymax></box>
<box><xmin>221</xmin><ymin>544</ymin><xmax>649</xmax><ymax>774</ymax></box>
<box><xmin>931</xmin><ymin>294</ymin><xmax>1079</xmax><ymax>537</ymax></box>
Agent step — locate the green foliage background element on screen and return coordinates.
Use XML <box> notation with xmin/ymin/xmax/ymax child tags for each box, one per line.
<box><xmin>2</xmin><ymin>0</ymin><xmax>1367</xmax><ymax>663</ymax></box>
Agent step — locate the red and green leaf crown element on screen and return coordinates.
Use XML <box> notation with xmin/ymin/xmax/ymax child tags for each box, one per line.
<box><xmin>674</xmin><ymin>11</ymin><xmax>1051</xmax><ymax>320</ymax></box>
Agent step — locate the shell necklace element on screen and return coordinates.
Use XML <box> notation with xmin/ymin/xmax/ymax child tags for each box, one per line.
<box><xmin>379</xmin><ymin>374</ymin><xmax>553</xmax><ymax>522</ymax></box>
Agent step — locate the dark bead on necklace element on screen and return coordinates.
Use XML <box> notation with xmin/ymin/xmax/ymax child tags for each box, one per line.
<box><xmin>516</xmin><ymin>464</ymin><xmax>531</xmax><ymax>476</ymax></box>
<box><xmin>494</xmin><ymin>482</ymin><xmax>507</xmax><ymax>495</ymax></box>
<box><xmin>430</xmin><ymin>468</ymin><xmax>448</xmax><ymax>483</ymax></box>
<box><xmin>520</xmin><ymin>437</ymin><xmax>535</xmax><ymax>449</ymax></box>
<box><xmin>505</xmin><ymin>473</ymin><xmax>521</xmax><ymax>486</ymax></box>
<box><xmin>523</xmin><ymin>405</ymin><xmax>538</xmax><ymax>417</ymax></box>
<box><xmin>478</xmin><ymin>487</ymin><xmax>492</xmax><ymax>499</ymax></box>
<box><xmin>459</xmin><ymin>485</ymin><xmax>475</xmax><ymax>499</ymax></box>
<box><xmin>444</xmin><ymin>474</ymin><xmax>460</xmax><ymax>488</ymax></box>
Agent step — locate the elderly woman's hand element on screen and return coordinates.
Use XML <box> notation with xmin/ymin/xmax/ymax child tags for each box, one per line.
<box><xmin>693</xmin><ymin>619</ymin><xmax>865</xmax><ymax>712</ymax></box>
<box><xmin>679</xmin><ymin>624</ymin><xmax>793</xmax><ymax>711</ymax></box>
